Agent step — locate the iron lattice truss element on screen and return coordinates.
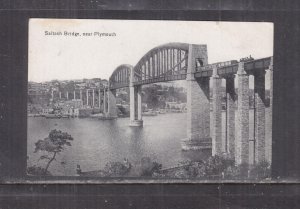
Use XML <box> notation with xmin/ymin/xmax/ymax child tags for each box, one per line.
<box><xmin>133</xmin><ymin>43</ymin><xmax>189</xmax><ymax>85</ymax></box>
<box><xmin>109</xmin><ymin>42</ymin><xmax>272</xmax><ymax>90</ymax></box>
<box><xmin>109</xmin><ymin>64</ymin><xmax>132</xmax><ymax>90</ymax></box>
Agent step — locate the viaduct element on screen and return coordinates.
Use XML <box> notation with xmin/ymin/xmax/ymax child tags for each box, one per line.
<box><xmin>52</xmin><ymin>43</ymin><xmax>273</xmax><ymax>165</ymax></box>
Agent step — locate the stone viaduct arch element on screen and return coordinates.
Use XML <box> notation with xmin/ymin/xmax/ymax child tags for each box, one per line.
<box><xmin>106</xmin><ymin>42</ymin><xmax>273</xmax><ymax>166</ymax></box>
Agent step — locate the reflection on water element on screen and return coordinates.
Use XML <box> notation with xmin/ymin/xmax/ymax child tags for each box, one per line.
<box><xmin>27</xmin><ymin>109</ymin><xmax>271</xmax><ymax>176</ymax></box>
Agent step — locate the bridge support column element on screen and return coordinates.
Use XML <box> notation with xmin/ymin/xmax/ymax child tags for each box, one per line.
<box><xmin>73</xmin><ymin>91</ymin><xmax>76</xmax><ymax>100</ymax></box>
<box><xmin>79</xmin><ymin>90</ymin><xmax>82</xmax><ymax>101</ymax></box>
<box><xmin>225</xmin><ymin>75</ymin><xmax>236</xmax><ymax>159</ymax></box>
<box><xmin>266</xmin><ymin>58</ymin><xmax>273</xmax><ymax>164</ymax></box>
<box><xmin>107</xmin><ymin>88</ymin><xmax>117</xmax><ymax>118</ymax></box>
<box><xmin>182</xmin><ymin>44</ymin><xmax>210</xmax><ymax>151</ymax></box>
<box><xmin>236</xmin><ymin>62</ymin><xmax>250</xmax><ymax>165</ymax></box>
<box><xmin>130</xmin><ymin>85</ymin><xmax>143</xmax><ymax>127</ymax></box>
<box><xmin>66</xmin><ymin>91</ymin><xmax>69</xmax><ymax>100</ymax></box>
<box><xmin>129</xmin><ymin>64</ymin><xmax>143</xmax><ymax>127</ymax></box>
<box><xmin>59</xmin><ymin>91</ymin><xmax>62</xmax><ymax>99</ymax></box>
<box><xmin>137</xmin><ymin>86</ymin><xmax>142</xmax><ymax>120</ymax></box>
<box><xmin>183</xmin><ymin>77</ymin><xmax>211</xmax><ymax>150</ymax></box>
<box><xmin>212</xmin><ymin>67</ymin><xmax>223</xmax><ymax>156</ymax></box>
<box><xmin>254</xmin><ymin>71</ymin><xmax>266</xmax><ymax>164</ymax></box>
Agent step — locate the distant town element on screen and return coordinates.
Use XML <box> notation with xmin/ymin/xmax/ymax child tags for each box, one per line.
<box><xmin>28</xmin><ymin>78</ymin><xmax>271</xmax><ymax>119</ymax></box>
<box><xmin>27</xmin><ymin>78</ymin><xmax>190</xmax><ymax>119</ymax></box>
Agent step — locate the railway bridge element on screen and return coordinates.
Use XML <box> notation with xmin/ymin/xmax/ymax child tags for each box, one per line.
<box><xmin>105</xmin><ymin>43</ymin><xmax>272</xmax><ymax>165</ymax></box>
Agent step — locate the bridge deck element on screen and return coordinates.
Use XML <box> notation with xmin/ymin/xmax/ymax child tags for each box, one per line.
<box><xmin>110</xmin><ymin>56</ymin><xmax>272</xmax><ymax>89</ymax></box>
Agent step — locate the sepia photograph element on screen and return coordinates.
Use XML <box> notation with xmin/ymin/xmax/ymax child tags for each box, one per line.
<box><xmin>27</xmin><ymin>19</ymin><xmax>274</xmax><ymax>181</ymax></box>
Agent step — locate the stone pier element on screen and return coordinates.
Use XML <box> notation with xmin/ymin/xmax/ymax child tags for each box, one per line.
<box><xmin>211</xmin><ymin>67</ymin><xmax>223</xmax><ymax>156</ymax></box>
<box><xmin>182</xmin><ymin>44</ymin><xmax>211</xmax><ymax>151</ymax></box>
<box><xmin>254</xmin><ymin>71</ymin><xmax>266</xmax><ymax>164</ymax></box>
<box><xmin>79</xmin><ymin>90</ymin><xmax>82</xmax><ymax>101</ymax></box>
<box><xmin>129</xmin><ymin>66</ymin><xmax>143</xmax><ymax>127</ymax></box>
<box><xmin>236</xmin><ymin>62</ymin><xmax>250</xmax><ymax>165</ymax></box>
<box><xmin>130</xmin><ymin>85</ymin><xmax>143</xmax><ymax>127</ymax></box>
<box><xmin>225</xmin><ymin>75</ymin><xmax>236</xmax><ymax>159</ymax></box>
<box><xmin>107</xmin><ymin>88</ymin><xmax>117</xmax><ymax>118</ymax></box>
<box><xmin>266</xmin><ymin>57</ymin><xmax>273</xmax><ymax>164</ymax></box>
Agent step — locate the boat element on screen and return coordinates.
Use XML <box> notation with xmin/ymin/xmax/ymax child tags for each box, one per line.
<box><xmin>98</xmin><ymin>115</ymin><xmax>117</xmax><ymax>120</ymax></box>
<box><xmin>142</xmin><ymin>110</ymin><xmax>158</xmax><ymax>116</ymax></box>
<box><xmin>61</xmin><ymin>115</ymin><xmax>70</xmax><ymax>118</ymax></box>
<box><xmin>158</xmin><ymin>109</ymin><xmax>166</xmax><ymax>114</ymax></box>
<box><xmin>44</xmin><ymin>114</ymin><xmax>62</xmax><ymax>119</ymax></box>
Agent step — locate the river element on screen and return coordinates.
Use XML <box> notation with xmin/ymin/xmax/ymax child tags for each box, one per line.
<box><xmin>27</xmin><ymin>109</ymin><xmax>271</xmax><ymax>176</ymax></box>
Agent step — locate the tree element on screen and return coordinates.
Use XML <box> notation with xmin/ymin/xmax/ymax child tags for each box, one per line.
<box><xmin>33</xmin><ymin>129</ymin><xmax>73</xmax><ymax>175</ymax></box>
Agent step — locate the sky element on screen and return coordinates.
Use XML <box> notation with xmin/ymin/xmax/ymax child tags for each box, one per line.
<box><xmin>28</xmin><ymin>19</ymin><xmax>273</xmax><ymax>83</ymax></box>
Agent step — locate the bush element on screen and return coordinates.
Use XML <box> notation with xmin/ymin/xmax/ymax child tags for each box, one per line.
<box><xmin>193</xmin><ymin>156</ymin><xmax>235</xmax><ymax>178</ymax></box>
<box><xmin>249</xmin><ymin>161</ymin><xmax>270</xmax><ymax>179</ymax></box>
<box><xmin>140</xmin><ymin>157</ymin><xmax>162</xmax><ymax>177</ymax></box>
<box><xmin>104</xmin><ymin>160</ymin><xmax>132</xmax><ymax>177</ymax></box>
<box><xmin>27</xmin><ymin>165</ymin><xmax>52</xmax><ymax>176</ymax></box>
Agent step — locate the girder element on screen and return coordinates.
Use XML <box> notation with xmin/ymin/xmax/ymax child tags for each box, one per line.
<box><xmin>194</xmin><ymin>57</ymin><xmax>272</xmax><ymax>79</ymax></box>
<box><xmin>108</xmin><ymin>42</ymin><xmax>272</xmax><ymax>90</ymax></box>
<box><xmin>109</xmin><ymin>64</ymin><xmax>132</xmax><ymax>90</ymax></box>
<box><xmin>132</xmin><ymin>42</ymin><xmax>189</xmax><ymax>85</ymax></box>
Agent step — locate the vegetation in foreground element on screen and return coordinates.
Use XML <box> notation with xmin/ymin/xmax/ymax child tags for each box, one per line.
<box><xmin>27</xmin><ymin>129</ymin><xmax>73</xmax><ymax>176</ymax></box>
<box><xmin>27</xmin><ymin>130</ymin><xmax>270</xmax><ymax>180</ymax></box>
<box><xmin>76</xmin><ymin>156</ymin><xmax>270</xmax><ymax>180</ymax></box>
<box><xmin>152</xmin><ymin>156</ymin><xmax>271</xmax><ymax>180</ymax></box>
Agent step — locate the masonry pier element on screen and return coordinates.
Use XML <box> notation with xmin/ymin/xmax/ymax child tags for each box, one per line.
<box><xmin>236</xmin><ymin>62</ymin><xmax>250</xmax><ymax>165</ymax></box>
<box><xmin>182</xmin><ymin>44</ymin><xmax>211</xmax><ymax>151</ymax></box>
<box><xmin>107</xmin><ymin>85</ymin><xmax>117</xmax><ymax>118</ymax></box>
<box><xmin>212</xmin><ymin>66</ymin><xmax>223</xmax><ymax>156</ymax></box>
<box><xmin>225</xmin><ymin>75</ymin><xmax>236</xmax><ymax>159</ymax></box>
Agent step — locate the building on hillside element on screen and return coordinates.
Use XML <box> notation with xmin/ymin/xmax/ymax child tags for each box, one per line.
<box><xmin>165</xmin><ymin>102</ymin><xmax>187</xmax><ymax>111</ymax></box>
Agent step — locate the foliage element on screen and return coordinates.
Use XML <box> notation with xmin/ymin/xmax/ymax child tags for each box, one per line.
<box><xmin>249</xmin><ymin>161</ymin><xmax>271</xmax><ymax>179</ymax></box>
<box><xmin>103</xmin><ymin>160</ymin><xmax>131</xmax><ymax>177</ymax></box>
<box><xmin>140</xmin><ymin>157</ymin><xmax>162</xmax><ymax>176</ymax></box>
<box><xmin>34</xmin><ymin>129</ymin><xmax>73</xmax><ymax>153</ymax></box>
<box><xmin>27</xmin><ymin>165</ymin><xmax>52</xmax><ymax>176</ymax></box>
<box><xmin>33</xmin><ymin>129</ymin><xmax>73</xmax><ymax>175</ymax></box>
<box><xmin>152</xmin><ymin>156</ymin><xmax>271</xmax><ymax>180</ymax></box>
<box><xmin>142</xmin><ymin>85</ymin><xmax>186</xmax><ymax>109</ymax></box>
